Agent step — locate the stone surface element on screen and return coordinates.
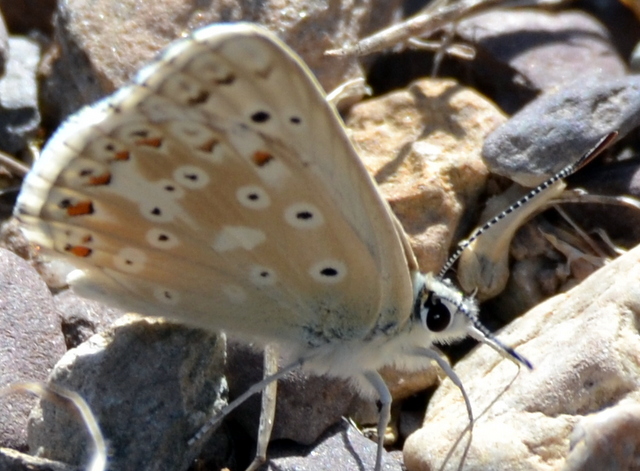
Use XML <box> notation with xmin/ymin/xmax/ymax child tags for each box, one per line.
<box><xmin>0</xmin><ymin>447</ymin><xmax>78</xmax><ymax>471</ymax></box>
<box><xmin>0</xmin><ymin>0</ymin><xmax>56</xmax><ymax>35</ymax></box>
<box><xmin>53</xmin><ymin>289</ymin><xmax>126</xmax><ymax>349</ymax></box>
<box><xmin>4</xmin><ymin>6</ymin><xmax>640</xmax><ymax>471</ymax></box>
<box><xmin>0</xmin><ymin>248</ymin><xmax>65</xmax><ymax>451</ymax></box>
<box><xmin>226</xmin><ymin>341</ymin><xmax>357</xmax><ymax>445</ymax></box>
<box><xmin>482</xmin><ymin>75</ymin><xmax>640</xmax><ymax>187</ymax></box>
<box><xmin>27</xmin><ymin>316</ymin><xmax>227</xmax><ymax>471</ymax></box>
<box><xmin>562</xmin><ymin>402</ymin><xmax>640</xmax><ymax>471</ymax></box>
<box><xmin>458</xmin><ymin>9</ymin><xmax>626</xmax><ymax>113</ymax></box>
<box><xmin>347</xmin><ymin>77</ymin><xmax>506</xmax><ymax>272</ymax></box>
<box><xmin>42</xmin><ymin>0</ymin><xmax>403</xmax><ymax>122</ymax></box>
<box><xmin>404</xmin><ymin>243</ymin><xmax>640</xmax><ymax>471</ymax></box>
<box><xmin>265</xmin><ymin>420</ymin><xmax>404</xmax><ymax>471</ymax></box>
<box><xmin>0</xmin><ymin>37</ymin><xmax>41</xmax><ymax>156</ymax></box>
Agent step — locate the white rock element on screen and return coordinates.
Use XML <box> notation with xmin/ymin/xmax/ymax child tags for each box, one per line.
<box><xmin>404</xmin><ymin>243</ymin><xmax>640</xmax><ymax>470</ymax></box>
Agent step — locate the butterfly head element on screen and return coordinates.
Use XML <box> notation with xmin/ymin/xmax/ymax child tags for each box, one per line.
<box><xmin>413</xmin><ymin>273</ymin><xmax>477</xmax><ymax>342</ymax></box>
<box><xmin>413</xmin><ymin>272</ymin><xmax>532</xmax><ymax>369</ymax></box>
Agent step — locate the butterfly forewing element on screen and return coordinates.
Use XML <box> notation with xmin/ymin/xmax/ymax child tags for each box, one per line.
<box><xmin>17</xmin><ymin>24</ymin><xmax>415</xmax><ymax>349</ymax></box>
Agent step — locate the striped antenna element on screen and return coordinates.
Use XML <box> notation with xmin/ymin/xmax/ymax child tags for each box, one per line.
<box><xmin>438</xmin><ymin>131</ymin><xmax>619</xmax><ymax>279</ymax></box>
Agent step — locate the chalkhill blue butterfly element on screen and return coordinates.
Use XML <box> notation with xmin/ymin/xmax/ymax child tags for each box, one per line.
<box><xmin>15</xmin><ymin>22</ymin><xmax>615</xmax><ymax>470</ymax></box>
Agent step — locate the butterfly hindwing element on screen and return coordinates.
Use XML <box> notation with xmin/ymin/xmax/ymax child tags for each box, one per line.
<box><xmin>16</xmin><ymin>23</ymin><xmax>416</xmax><ymax>349</ymax></box>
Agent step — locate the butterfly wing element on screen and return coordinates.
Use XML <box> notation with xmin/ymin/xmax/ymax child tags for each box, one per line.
<box><xmin>16</xmin><ymin>23</ymin><xmax>416</xmax><ymax>350</ymax></box>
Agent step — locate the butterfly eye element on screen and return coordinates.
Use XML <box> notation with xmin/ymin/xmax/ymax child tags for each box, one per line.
<box><xmin>423</xmin><ymin>295</ymin><xmax>457</xmax><ymax>332</ymax></box>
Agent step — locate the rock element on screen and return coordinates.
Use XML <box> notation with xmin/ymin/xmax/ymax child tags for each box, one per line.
<box><xmin>53</xmin><ymin>289</ymin><xmax>126</xmax><ymax>348</ymax></box>
<box><xmin>0</xmin><ymin>447</ymin><xmax>79</xmax><ymax>471</ymax></box>
<box><xmin>457</xmin><ymin>9</ymin><xmax>626</xmax><ymax>113</ymax></box>
<box><xmin>562</xmin><ymin>402</ymin><xmax>640</xmax><ymax>471</ymax></box>
<box><xmin>27</xmin><ymin>316</ymin><xmax>227</xmax><ymax>471</ymax></box>
<box><xmin>404</xmin><ymin>243</ymin><xmax>640</xmax><ymax>471</ymax></box>
<box><xmin>226</xmin><ymin>341</ymin><xmax>357</xmax><ymax>445</ymax></box>
<box><xmin>0</xmin><ymin>248</ymin><xmax>65</xmax><ymax>451</ymax></box>
<box><xmin>482</xmin><ymin>76</ymin><xmax>640</xmax><ymax>187</ymax></box>
<box><xmin>347</xmin><ymin>77</ymin><xmax>506</xmax><ymax>272</ymax></box>
<box><xmin>265</xmin><ymin>420</ymin><xmax>404</xmax><ymax>471</ymax></box>
<box><xmin>41</xmin><ymin>0</ymin><xmax>403</xmax><ymax>122</ymax></box>
<box><xmin>0</xmin><ymin>37</ymin><xmax>41</xmax><ymax>156</ymax></box>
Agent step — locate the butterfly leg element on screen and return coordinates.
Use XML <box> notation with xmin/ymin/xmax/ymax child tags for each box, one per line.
<box><xmin>188</xmin><ymin>357</ymin><xmax>303</xmax><ymax>447</ymax></box>
<box><xmin>410</xmin><ymin>347</ymin><xmax>474</xmax><ymax>425</ymax></box>
<box><xmin>363</xmin><ymin>371</ymin><xmax>392</xmax><ymax>471</ymax></box>
<box><xmin>246</xmin><ymin>344</ymin><xmax>279</xmax><ymax>471</ymax></box>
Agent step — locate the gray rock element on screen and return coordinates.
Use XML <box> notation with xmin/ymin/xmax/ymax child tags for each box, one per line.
<box><xmin>483</xmin><ymin>76</ymin><xmax>640</xmax><ymax>186</ymax></box>
<box><xmin>227</xmin><ymin>341</ymin><xmax>357</xmax><ymax>445</ymax></box>
<box><xmin>42</xmin><ymin>0</ymin><xmax>403</xmax><ymax>122</ymax></box>
<box><xmin>265</xmin><ymin>419</ymin><xmax>404</xmax><ymax>471</ymax></box>
<box><xmin>0</xmin><ymin>248</ymin><xmax>65</xmax><ymax>450</ymax></box>
<box><xmin>28</xmin><ymin>317</ymin><xmax>227</xmax><ymax>471</ymax></box>
<box><xmin>0</xmin><ymin>447</ymin><xmax>79</xmax><ymax>471</ymax></box>
<box><xmin>458</xmin><ymin>9</ymin><xmax>626</xmax><ymax>113</ymax></box>
<box><xmin>0</xmin><ymin>37</ymin><xmax>41</xmax><ymax>155</ymax></box>
<box><xmin>53</xmin><ymin>289</ymin><xmax>126</xmax><ymax>348</ymax></box>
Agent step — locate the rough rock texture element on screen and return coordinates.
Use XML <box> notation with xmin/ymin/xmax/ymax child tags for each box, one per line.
<box><xmin>41</xmin><ymin>0</ymin><xmax>403</xmax><ymax>122</ymax></box>
<box><xmin>404</xmin><ymin>243</ymin><xmax>640</xmax><ymax>471</ymax></box>
<box><xmin>0</xmin><ymin>249</ymin><xmax>65</xmax><ymax>450</ymax></box>
<box><xmin>348</xmin><ymin>78</ymin><xmax>506</xmax><ymax>272</ymax></box>
<box><xmin>27</xmin><ymin>317</ymin><xmax>227</xmax><ymax>471</ymax></box>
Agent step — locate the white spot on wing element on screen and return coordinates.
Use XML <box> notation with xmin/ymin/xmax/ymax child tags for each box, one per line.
<box><xmin>167</xmin><ymin>121</ymin><xmax>226</xmax><ymax>163</ymax></box>
<box><xmin>227</xmin><ymin>124</ymin><xmax>291</xmax><ymax>186</ymax></box>
<box><xmin>86</xmin><ymin>136</ymin><xmax>129</xmax><ymax>162</ymax></box>
<box><xmin>212</xmin><ymin>226</ymin><xmax>266</xmax><ymax>252</ymax></box>
<box><xmin>255</xmin><ymin>158</ymin><xmax>290</xmax><ymax>186</ymax></box>
<box><xmin>184</xmin><ymin>48</ymin><xmax>234</xmax><ymax>84</ymax></box>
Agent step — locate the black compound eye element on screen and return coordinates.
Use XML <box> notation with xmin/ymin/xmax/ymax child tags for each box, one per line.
<box><xmin>424</xmin><ymin>296</ymin><xmax>454</xmax><ymax>332</ymax></box>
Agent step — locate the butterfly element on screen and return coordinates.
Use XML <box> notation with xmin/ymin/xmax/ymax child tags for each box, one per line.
<box><xmin>15</xmin><ymin>22</ymin><xmax>614</xmax><ymax>470</ymax></box>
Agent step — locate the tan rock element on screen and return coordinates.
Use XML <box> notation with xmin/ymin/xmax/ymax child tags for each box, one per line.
<box><xmin>404</xmin><ymin>243</ymin><xmax>640</xmax><ymax>471</ymax></box>
<box><xmin>348</xmin><ymin>77</ymin><xmax>506</xmax><ymax>272</ymax></box>
<box><xmin>563</xmin><ymin>402</ymin><xmax>640</xmax><ymax>471</ymax></box>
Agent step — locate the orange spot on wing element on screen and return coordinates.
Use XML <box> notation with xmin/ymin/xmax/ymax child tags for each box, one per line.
<box><xmin>67</xmin><ymin>201</ymin><xmax>94</xmax><ymax>216</ymax></box>
<box><xmin>89</xmin><ymin>173</ymin><xmax>111</xmax><ymax>185</ymax></box>
<box><xmin>67</xmin><ymin>246</ymin><xmax>92</xmax><ymax>257</ymax></box>
<box><xmin>115</xmin><ymin>150</ymin><xmax>130</xmax><ymax>160</ymax></box>
<box><xmin>252</xmin><ymin>151</ymin><xmax>273</xmax><ymax>167</ymax></box>
<box><xmin>135</xmin><ymin>137</ymin><xmax>162</xmax><ymax>148</ymax></box>
<box><xmin>198</xmin><ymin>139</ymin><xmax>218</xmax><ymax>153</ymax></box>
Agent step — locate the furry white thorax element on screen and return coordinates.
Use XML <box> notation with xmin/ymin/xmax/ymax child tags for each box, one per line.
<box><xmin>279</xmin><ymin>271</ymin><xmax>479</xmax><ymax>399</ymax></box>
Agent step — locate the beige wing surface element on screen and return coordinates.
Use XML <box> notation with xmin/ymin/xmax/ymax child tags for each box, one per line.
<box><xmin>16</xmin><ymin>23</ymin><xmax>416</xmax><ymax>348</ymax></box>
